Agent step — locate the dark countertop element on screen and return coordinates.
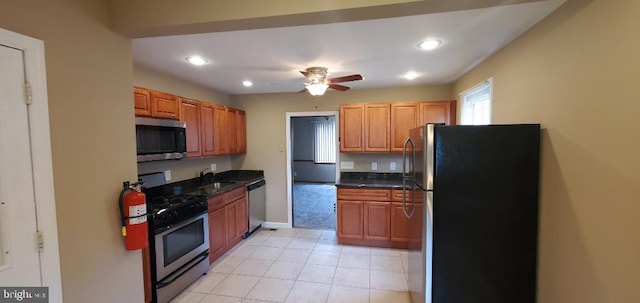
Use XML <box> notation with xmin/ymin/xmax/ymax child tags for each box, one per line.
<box><xmin>336</xmin><ymin>172</ymin><xmax>405</xmax><ymax>189</ymax></box>
<box><xmin>143</xmin><ymin>170</ymin><xmax>264</xmax><ymax>200</ymax></box>
<box><xmin>184</xmin><ymin>181</ymin><xmax>245</xmax><ymax>198</ymax></box>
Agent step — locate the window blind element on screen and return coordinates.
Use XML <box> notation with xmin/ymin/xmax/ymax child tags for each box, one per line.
<box><xmin>461</xmin><ymin>79</ymin><xmax>492</xmax><ymax>125</ymax></box>
<box><xmin>314</xmin><ymin>119</ymin><xmax>336</xmax><ymax>163</ymax></box>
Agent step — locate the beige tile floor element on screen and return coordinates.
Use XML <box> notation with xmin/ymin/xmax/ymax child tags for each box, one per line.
<box><xmin>170</xmin><ymin>228</ymin><xmax>412</xmax><ymax>303</ymax></box>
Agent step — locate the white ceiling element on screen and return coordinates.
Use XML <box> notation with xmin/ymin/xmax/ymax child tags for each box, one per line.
<box><xmin>132</xmin><ymin>0</ymin><xmax>564</xmax><ymax>95</ymax></box>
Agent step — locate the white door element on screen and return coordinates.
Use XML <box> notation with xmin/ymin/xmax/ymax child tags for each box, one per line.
<box><xmin>0</xmin><ymin>44</ymin><xmax>42</xmax><ymax>285</ymax></box>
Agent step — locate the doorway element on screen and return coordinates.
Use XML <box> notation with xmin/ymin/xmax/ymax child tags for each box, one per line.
<box><xmin>0</xmin><ymin>28</ymin><xmax>62</xmax><ymax>300</ymax></box>
<box><xmin>285</xmin><ymin>112</ymin><xmax>339</xmax><ymax>230</ymax></box>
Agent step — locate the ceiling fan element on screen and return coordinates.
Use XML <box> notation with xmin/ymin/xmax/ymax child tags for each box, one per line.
<box><xmin>300</xmin><ymin>67</ymin><xmax>363</xmax><ymax>96</ymax></box>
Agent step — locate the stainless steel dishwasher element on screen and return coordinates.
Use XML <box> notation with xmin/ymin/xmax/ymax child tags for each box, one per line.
<box><xmin>245</xmin><ymin>178</ymin><xmax>266</xmax><ymax>237</ymax></box>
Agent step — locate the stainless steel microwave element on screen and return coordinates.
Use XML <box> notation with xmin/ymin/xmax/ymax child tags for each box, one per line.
<box><xmin>135</xmin><ymin>117</ymin><xmax>187</xmax><ymax>162</ymax></box>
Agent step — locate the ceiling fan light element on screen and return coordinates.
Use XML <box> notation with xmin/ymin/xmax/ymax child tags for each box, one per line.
<box><xmin>306</xmin><ymin>83</ymin><xmax>329</xmax><ymax>96</ymax></box>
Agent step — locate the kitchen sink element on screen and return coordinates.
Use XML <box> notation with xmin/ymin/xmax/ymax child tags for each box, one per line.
<box><xmin>199</xmin><ymin>181</ymin><xmax>237</xmax><ymax>189</ymax></box>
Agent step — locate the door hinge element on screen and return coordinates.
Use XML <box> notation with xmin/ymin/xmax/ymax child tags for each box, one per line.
<box><xmin>24</xmin><ymin>82</ymin><xmax>33</xmax><ymax>105</ymax></box>
<box><xmin>35</xmin><ymin>231</ymin><xmax>44</xmax><ymax>252</ymax></box>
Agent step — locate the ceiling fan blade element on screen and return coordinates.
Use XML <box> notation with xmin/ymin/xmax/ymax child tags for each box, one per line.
<box><xmin>329</xmin><ymin>83</ymin><xmax>350</xmax><ymax>91</ymax></box>
<box><xmin>300</xmin><ymin>70</ymin><xmax>312</xmax><ymax>79</ymax></box>
<box><xmin>329</xmin><ymin>74</ymin><xmax>363</xmax><ymax>83</ymax></box>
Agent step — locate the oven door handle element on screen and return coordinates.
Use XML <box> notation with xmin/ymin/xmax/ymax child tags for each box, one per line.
<box><xmin>156</xmin><ymin>251</ymin><xmax>209</xmax><ymax>289</ymax></box>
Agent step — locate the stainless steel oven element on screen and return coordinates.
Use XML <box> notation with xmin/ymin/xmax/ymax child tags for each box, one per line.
<box><xmin>147</xmin><ymin>192</ymin><xmax>209</xmax><ymax>303</ymax></box>
<box><xmin>154</xmin><ymin>213</ymin><xmax>209</xmax><ymax>281</ymax></box>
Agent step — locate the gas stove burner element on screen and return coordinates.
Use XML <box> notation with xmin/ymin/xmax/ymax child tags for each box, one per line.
<box><xmin>148</xmin><ymin>194</ymin><xmax>208</xmax><ymax>233</ymax></box>
<box><xmin>150</xmin><ymin>195</ymin><xmax>203</xmax><ymax>210</ymax></box>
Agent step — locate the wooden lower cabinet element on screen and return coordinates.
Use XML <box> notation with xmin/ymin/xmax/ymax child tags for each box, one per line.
<box><xmin>337</xmin><ymin>201</ymin><xmax>363</xmax><ymax>239</ymax></box>
<box><xmin>224</xmin><ymin>198</ymin><xmax>247</xmax><ymax>246</ymax></box>
<box><xmin>364</xmin><ymin>202</ymin><xmax>390</xmax><ymax>241</ymax></box>
<box><xmin>208</xmin><ymin>207</ymin><xmax>226</xmax><ymax>263</ymax></box>
<box><xmin>390</xmin><ymin>202</ymin><xmax>423</xmax><ymax>244</ymax></box>
<box><xmin>337</xmin><ymin>188</ymin><xmax>425</xmax><ymax>248</ymax></box>
<box><xmin>208</xmin><ymin>187</ymin><xmax>248</xmax><ymax>264</ymax></box>
<box><xmin>337</xmin><ymin>188</ymin><xmax>411</xmax><ymax>248</ymax></box>
<box><xmin>142</xmin><ymin>247</ymin><xmax>152</xmax><ymax>303</ymax></box>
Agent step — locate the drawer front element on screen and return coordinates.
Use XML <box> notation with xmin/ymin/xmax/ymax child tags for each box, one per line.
<box><xmin>224</xmin><ymin>186</ymin><xmax>247</xmax><ymax>203</ymax></box>
<box><xmin>337</xmin><ymin>188</ymin><xmax>391</xmax><ymax>202</ymax></box>
<box><xmin>207</xmin><ymin>195</ymin><xmax>225</xmax><ymax>211</ymax></box>
<box><xmin>391</xmin><ymin>189</ymin><xmax>424</xmax><ymax>202</ymax></box>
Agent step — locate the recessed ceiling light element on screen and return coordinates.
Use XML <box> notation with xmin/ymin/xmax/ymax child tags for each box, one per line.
<box><xmin>242</xmin><ymin>80</ymin><xmax>253</xmax><ymax>87</ymax></box>
<box><xmin>418</xmin><ymin>39</ymin><xmax>442</xmax><ymax>51</ymax></box>
<box><xmin>402</xmin><ymin>71</ymin><xmax>420</xmax><ymax>80</ymax></box>
<box><xmin>185</xmin><ymin>56</ymin><xmax>208</xmax><ymax>66</ymax></box>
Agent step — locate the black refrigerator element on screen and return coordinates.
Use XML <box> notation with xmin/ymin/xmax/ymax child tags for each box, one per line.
<box><xmin>402</xmin><ymin>124</ymin><xmax>540</xmax><ymax>303</ymax></box>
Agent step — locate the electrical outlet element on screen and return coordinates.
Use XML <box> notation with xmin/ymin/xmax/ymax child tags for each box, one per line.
<box><xmin>340</xmin><ymin>161</ymin><xmax>355</xmax><ymax>169</ymax></box>
<box><xmin>390</xmin><ymin>161</ymin><xmax>396</xmax><ymax>171</ymax></box>
<box><xmin>164</xmin><ymin>170</ymin><xmax>171</xmax><ymax>181</ymax></box>
<box><xmin>211</xmin><ymin>163</ymin><xmax>217</xmax><ymax>172</ymax></box>
<box><xmin>371</xmin><ymin>162</ymin><xmax>378</xmax><ymax>171</ymax></box>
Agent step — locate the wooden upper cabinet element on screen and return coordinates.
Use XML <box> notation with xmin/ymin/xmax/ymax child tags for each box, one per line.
<box><xmin>180</xmin><ymin>98</ymin><xmax>202</xmax><ymax>157</ymax></box>
<box><xmin>340</xmin><ymin>101</ymin><xmax>456</xmax><ymax>153</ymax></box>
<box><xmin>227</xmin><ymin>107</ymin><xmax>239</xmax><ymax>154</ymax></box>
<box><xmin>133</xmin><ymin>87</ymin><xmax>151</xmax><ymax>117</ymax></box>
<box><xmin>213</xmin><ymin>105</ymin><xmax>229</xmax><ymax>155</ymax></box>
<box><xmin>420</xmin><ymin>100</ymin><xmax>457</xmax><ymax>125</ymax></box>
<box><xmin>236</xmin><ymin>110</ymin><xmax>247</xmax><ymax>153</ymax></box>
<box><xmin>200</xmin><ymin>103</ymin><xmax>216</xmax><ymax>156</ymax></box>
<box><xmin>340</xmin><ymin>104</ymin><xmax>365</xmax><ymax>152</ymax></box>
<box><xmin>150</xmin><ymin>90</ymin><xmax>180</xmax><ymax>120</ymax></box>
<box><xmin>364</xmin><ymin>103</ymin><xmax>391</xmax><ymax>152</ymax></box>
<box><xmin>390</xmin><ymin>103</ymin><xmax>419</xmax><ymax>152</ymax></box>
<box><xmin>132</xmin><ymin>87</ymin><xmax>247</xmax><ymax>156</ymax></box>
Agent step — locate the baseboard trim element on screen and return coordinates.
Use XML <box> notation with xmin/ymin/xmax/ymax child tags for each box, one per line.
<box><xmin>262</xmin><ymin>222</ymin><xmax>292</xmax><ymax>229</ymax></box>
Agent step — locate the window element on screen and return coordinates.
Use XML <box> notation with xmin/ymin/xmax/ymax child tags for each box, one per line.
<box><xmin>314</xmin><ymin>118</ymin><xmax>336</xmax><ymax>163</ymax></box>
<box><xmin>460</xmin><ymin>78</ymin><xmax>493</xmax><ymax>125</ymax></box>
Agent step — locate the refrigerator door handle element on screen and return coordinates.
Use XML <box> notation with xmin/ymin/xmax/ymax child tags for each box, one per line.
<box><xmin>402</xmin><ymin>137</ymin><xmax>416</xmax><ymax>218</ymax></box>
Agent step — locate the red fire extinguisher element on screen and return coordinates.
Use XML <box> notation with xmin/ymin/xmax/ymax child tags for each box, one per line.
<box><xmin>118</xmin><ymin>180</ymin><xmax>148</xmax><ymax>250</ymax></box>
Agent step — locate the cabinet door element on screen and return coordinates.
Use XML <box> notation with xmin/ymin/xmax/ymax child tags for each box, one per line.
<box><xmin>208</xmin><ymin>207</ymin><xmax>226</xmax><ymax>264</ymax></box>
<box><xmin>142</xmin><ymin>247</ymin><xmax>152</xmax><ymax>303</ymax></box>
<box><xmin>150</xmin><ymin>90</ymin><xmax>180</xmax><ymax>120</ymax></box>
<box><xmin>236</xmin><ymin>109</ymin><xmax>247</xmax><ymax>153</ymax></box>
<box><xmin>420</xmin><ymin>101</ymin><xmax>457</xmax><ymax>125</ymax></box>
<box><xmin>224</xmin><ymin>202</ymin><xmax>237</xmax><ymax>244</ymax></box>
<box><xmin>339</xmin><ymin>104</ymin><xmax>364</xmax><ymax>152</ymax></box>
<box><xmin>214</xmin><ymin>105</ymin><xmax>229</xmax><ymax>155</ymax></box>
<box><xmin>337</xmin><ymin>200</ymin><xmax>364</xmax><ymax>239</ymax></box>
<box><xmin>200</xmin><ymin>103</ymin><xmax>216</xmax><ymax>156</ymax></box>
<box><xmin>180</xmin><ymin>98</ymin><xmax>202</xmax><ymax>157</ymax></box>
<box><xmin>134</xmin><ymin>87</ymin><xmax>151</xmax><ymax>117</ymax></box>
<box><xmin>390</xmin><ymin>202</ymin><xmax>423</xmax><ymax>244</ymax></box>
<box><xmin>364</xmin><ymin>103</ymin><xmax>391</xmax><ymax>152</ymax></box>
<box><xmin>227</xmin><ymin>107</ymin><xmax>239</xmax><ymax>154</ymax></box>
<box><xmin>364</xmin><ymin>202</ymin><xmax>391</xmax><ymax>241</ymax></box>
<box><xmin>234</xmin><ymin>197</ymin><xmax>248</xmax><ymax>238</ymax></box>
<box><xmin>391</xmin><ymin>103</ymin><xmax>419</xmax><ymax>152</ymax></box>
